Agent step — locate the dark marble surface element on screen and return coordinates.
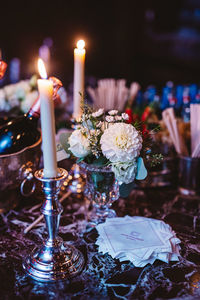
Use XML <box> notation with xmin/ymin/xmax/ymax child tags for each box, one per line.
<box><xmin>1</xmin><ymin>164</ymin><xmax>200</xmax><ymax>299</ymax></box>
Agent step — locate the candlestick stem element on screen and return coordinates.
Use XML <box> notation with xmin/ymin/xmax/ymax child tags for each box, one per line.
<box><xmin>41</xmin><ymin>176</ymin><xmax>62</xmax><ymax>243</ymax></box>
<box><xmin>23</xmin><ymin>168</ymin><xmax>84</xmax><ymax>282</ymax></box>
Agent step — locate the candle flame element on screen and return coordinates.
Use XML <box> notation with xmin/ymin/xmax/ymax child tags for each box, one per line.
<box><xmin>77</xmin><ymin>40</ymin><xmax>85</xmax><ymax>50</ymax></box>
<box><xmin>38</xmin><ymin>58</ymin><xmax>47</xmax><ymax>79</ymax></box>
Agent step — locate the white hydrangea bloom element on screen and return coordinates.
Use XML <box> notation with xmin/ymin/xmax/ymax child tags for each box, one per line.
<box><xmin>108</xmin><ymin>110</ymin><xmax>118</xmax><ymax>115</ymax></box>
<box><xmin>100</xmin><ymin>123</ymin><xmax>142</xmax><ymax>163</ymax></box>
<box><xmin>68</xmin><ymin>129</ymin><xmax>91</xmax><ymax>158</ymax></box>
<box><xmin>111</xmin><ymin>160</ymin><xmax>137</xmax><ymax>184</ymax></box>
<box><xmin>92</xmin><ymin>108</ymin><xmax>104</xmax><ymax>118</ymax></box>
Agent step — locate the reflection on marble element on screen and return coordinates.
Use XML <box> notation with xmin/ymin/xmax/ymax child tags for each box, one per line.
<box><xmin>1</xmin><ymin>183</ymin><xmax>200</xmax><ymax>299</ymax></box>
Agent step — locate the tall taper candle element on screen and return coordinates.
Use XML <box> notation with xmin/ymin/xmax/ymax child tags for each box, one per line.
<box><xmin>37</xmin><ymin>58</ymin><xmax>57</xmax><ymax>178</ymax></box>
<box><xmin>73</xmin><ymin>39</ymin><xmax>85</xmax><ymax>119</ymax></box>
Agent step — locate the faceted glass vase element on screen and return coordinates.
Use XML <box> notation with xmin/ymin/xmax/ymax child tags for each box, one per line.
<box><xmin>79</xmin><ymin>162</ymin><xmax>119</xmax><ymax>226</ymax></box>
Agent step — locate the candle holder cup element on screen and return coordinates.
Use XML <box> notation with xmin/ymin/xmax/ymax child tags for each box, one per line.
<box><xmin>178</xmin><ymin>156</ymin><xmax>200</xmax><ymax>196</ymax></box>
<box><xmin>23</xmin><ymin>167</ymin><xmax>84</xmax><ymax>282</ymax></box>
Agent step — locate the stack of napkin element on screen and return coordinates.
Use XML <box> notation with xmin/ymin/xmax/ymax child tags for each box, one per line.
<box><xmin>96</xmin><ymin>216</ymin><xmax>181</xmax><ymax>267</ymax></box>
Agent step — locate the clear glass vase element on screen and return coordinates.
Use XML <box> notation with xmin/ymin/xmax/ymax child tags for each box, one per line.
<box><xmin>79</xmin><ymin>162</ymin><xmax>119</xmax><ymax>226</ymax></box>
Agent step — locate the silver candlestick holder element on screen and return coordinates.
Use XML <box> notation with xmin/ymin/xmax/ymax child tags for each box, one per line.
<box><xmin>23</xmin><ymin>168</ymin><xmax>85</xmax><ymax>282</ymax></box>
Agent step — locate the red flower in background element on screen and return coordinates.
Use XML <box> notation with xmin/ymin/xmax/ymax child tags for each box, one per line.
<box><xmin>124</xmin><ymin>105</ymin><xmax>151</xmax><ymax>140</ymax></box>
<box><xmin>0</xmin><ymin>60</ymin><xmax>7</xmax><ymax>80</ymax></box>
<box><xmin>141</xmin><ymin>106</ymin><xmax>151</xmax><ymax>122</ymax></box>
<box><xmin>125</xmin><ymin>108</ymin><xmax>133</xmax><ymax>123</ymax></box>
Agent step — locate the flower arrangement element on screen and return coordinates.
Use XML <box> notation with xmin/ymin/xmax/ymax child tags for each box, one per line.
<box><xmin>0</xmin><ymin>75</ymin><xmax>67</xmax><ymax>114</ymax></box>
<box><xmin>62</xmin><ymin>104</ymin><xmax>162</xmax><ymax>187</ymax></box>
<box><xmin>0</xmin><ymin>75</ymin><xmax>39</xmax><ymax>113</ymax></box>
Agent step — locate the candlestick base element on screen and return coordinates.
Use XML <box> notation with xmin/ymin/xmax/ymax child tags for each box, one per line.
<box><xmin>23</xmin><ymin>238</ymin><xmax>84</xmax><ymax>282</ymax></box>
<box><xmin>22</xmin><ymin>168</ymin><xmax>85</xmax><ymax>282</ymax></box>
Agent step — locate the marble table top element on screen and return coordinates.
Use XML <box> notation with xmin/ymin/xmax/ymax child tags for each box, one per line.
<box><xmin>0</xmin><ymin>163</ymin><xmax>200</xmax><ymax>299</ymax></box>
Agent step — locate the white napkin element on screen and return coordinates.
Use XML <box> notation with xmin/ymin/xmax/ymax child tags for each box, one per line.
<box><xmin>96</xmin><ymin>216</ymin><xmax>181</xmax><ymax>267</ymax></box>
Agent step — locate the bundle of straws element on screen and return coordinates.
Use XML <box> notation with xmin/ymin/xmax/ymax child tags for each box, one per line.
<box><xmin>190</xmin><ymin>104</ymin><xmax>200</xmax><ymax>157</ymax></box>
<box><xmin>87</xmin><ymin>79</ymin><xmax>140</xmax><ymax>111</ymax></box>
<box><xmin>162</xmin><ymin>105</ymin><xmax>200</xmax><ymax>157</ymax></box>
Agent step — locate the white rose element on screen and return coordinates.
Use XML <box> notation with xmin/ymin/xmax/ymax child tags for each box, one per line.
<box><xmin>108</xmin><ymin>110</ymin><xmax>118</xmax><ymax>115</ymax></box>
<box><xmin>68</xmin><ymin>129</ymin><xmax>91</xmax><ymax>158</ymax></box>
<box><xmin>111</xmin><ymin>160</ymin><xmax>137</xmax><ymax>184</ymax></box>
<box><xmin>100</xmin><ymin>123</ymin><xmax>142</xmax><ymax>163</ymax></box>
<box><xmin>92</xmin><ymin>108</ymin><xmax>104</xmax><ymax>118</ymax></box>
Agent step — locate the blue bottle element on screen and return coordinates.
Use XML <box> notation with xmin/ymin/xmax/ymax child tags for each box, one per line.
<box><xmin>175</xmin><ymin>85</ymin><xmax>184</xmax><ymax>109</ymax></box>
<box><xmin>189</xmin><ymin>84</ymin><xmax>198</xmax><ymax>103</ymax></box>
<box><xmin>160</xmin><ymin>87</ymin><xmax>170</xmax><ymax>110</ymax></box>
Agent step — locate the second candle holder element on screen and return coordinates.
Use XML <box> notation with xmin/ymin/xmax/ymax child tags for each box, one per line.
<box><xmin>23</xmin><ymin>167</ymin><xmax>85</xmax><ymax>282</ymax></box>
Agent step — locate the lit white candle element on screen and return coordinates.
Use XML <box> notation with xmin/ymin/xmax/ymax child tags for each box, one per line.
<box><xmin>73</xmin><ymin>39</ymin><xmax>86</xmax><ymax>119</ymax></box>
<box><xmin>37</xmin><ymin>58</ymin><xmax>57</xmax><ymax>178</ymax></box>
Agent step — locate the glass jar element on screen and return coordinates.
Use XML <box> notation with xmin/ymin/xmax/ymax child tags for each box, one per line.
<box><xmin>79</xmin><ymin>162</ymin><xmax>119</xmax><ymax>225</ymax></box>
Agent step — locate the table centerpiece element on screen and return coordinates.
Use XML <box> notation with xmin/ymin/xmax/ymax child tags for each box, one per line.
<box><xmin>61</xmin><ymin>102</ymin><xmax>162</xmax><ymax>225</ymax></box>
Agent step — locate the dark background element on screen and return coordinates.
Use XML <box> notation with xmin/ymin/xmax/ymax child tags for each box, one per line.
<box><xmin>1</xmin><ymin>0</ymin><xmax>200</xmax><ymax>88</ymax></box>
